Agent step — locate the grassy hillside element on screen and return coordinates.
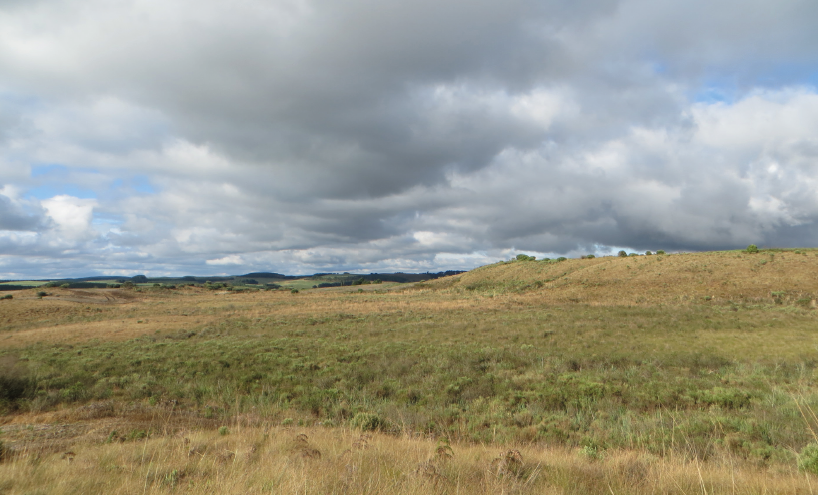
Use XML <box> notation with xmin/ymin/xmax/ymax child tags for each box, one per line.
<box><xmin>428</xmin><ymin>248</ymin><xmax>818</xmax><ymax>306</ymax></box>
<box><xmin>0</xmin><ymin>250</ymin><xmax>818</xmax><ymax>493</ymax></box>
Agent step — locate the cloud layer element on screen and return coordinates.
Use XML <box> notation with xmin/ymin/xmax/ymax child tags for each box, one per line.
<box><xmin>1</xmin><ymin>0</ymin><xmax>817</xmax><ymax>277</ymax></box>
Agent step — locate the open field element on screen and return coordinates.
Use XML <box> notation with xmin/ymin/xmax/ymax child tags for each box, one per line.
<box><xmin>1</xmin><ymin>249</ymin><xmax>818</xmax><ymax>492</ymax></box>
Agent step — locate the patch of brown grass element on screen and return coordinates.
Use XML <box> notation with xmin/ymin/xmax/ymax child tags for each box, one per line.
<box><xmin>0</xmin><ymin>422</ymin><xmax>812</xmax><ymax>494</ymax></box>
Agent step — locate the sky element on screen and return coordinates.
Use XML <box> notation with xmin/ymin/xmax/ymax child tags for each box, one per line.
<box><xmin>1</xmin><ymin>0</ymin><xmax>817</xmax><ymax>278</ymax></box>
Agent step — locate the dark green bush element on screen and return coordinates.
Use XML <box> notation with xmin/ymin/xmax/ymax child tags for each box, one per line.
<box><xmin>291</xmin><ymin>289</ymin><xmax>299</xmax><ymax>294</ymax></box>
<box><xmin>556</xmin><ymin>257</ymin><xmax>567</xmax><ymax>262</ymax></box>
<box><xmin>645</xmin><ymin>251</ymin><xmax>652</xmax><ymax>255</ymax></box>
<box><xmin>618</xmin><ymin>251</ymin><xmax>628</xmax><ymax>257</ymax></box>
<box><xmin>516</xmin><ymin>254</ymin><xmax>535</xmax><ymax>261</ymax></box>
<box><xmin>746</xmin><ymin>244</ymin><xmax>759</xmax><ymax>254</ymax></box>
<box><xmin>656</xmin><ymin>250</ymin><xmax>666</xmax><ymax>255</ymax></box>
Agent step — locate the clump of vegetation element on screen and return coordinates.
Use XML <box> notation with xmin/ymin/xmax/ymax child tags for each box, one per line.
<box><xmin>656</xmin><ymin>250</ymin><xmax>665</xmax><ymax>255</ymax></box>
<box><xmin>515</xmin><ymin>254</ymin><xmax>536</xmax><ymax>261</ymax></box>
<box><xmin>350</xmin><ymin>412</ymin><xmax>389</xmax><ymax>432</ymax></box>
<box><xmin>746</xmin><ymin>244</ymin><xmax>759</xmax><ymax>254</ymax></box>
<box><xmin>618</xmin><ymin>250</ymin><xmax>627</xmax><ymax>257</ymax></box>
<box><xmin>799</xmin><ymin>443</ymin><xmax>818</xmax><ymax>475</ymax></box>
<box><xmin>0</xmin><ymin>294</ymin><xmax>11</xmax><ymax>300</ymax></box>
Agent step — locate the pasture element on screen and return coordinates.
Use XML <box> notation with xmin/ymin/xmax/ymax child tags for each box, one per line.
<box><xmin>1</xmin><ymin>249</ymin><xmax>817</xmax><ymax>493</ymax></box>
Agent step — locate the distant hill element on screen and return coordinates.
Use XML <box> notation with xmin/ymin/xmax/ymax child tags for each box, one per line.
<box><xmin>0</xmin><ymin>269</ymin><xmax>466</xmax><ymax>291</ymax></box>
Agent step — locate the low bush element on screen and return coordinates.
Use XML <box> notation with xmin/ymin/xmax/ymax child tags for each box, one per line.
<box><xmin>618</xmin><ymin>251</ymin><xmax>627</xmax><ymax>257</ymax></box>
<box><xmin>351</xmin><ymin>412</ymin><xmax>388</xmax><ymax>432</ymax></box>
<box><xmin>799</xmin><ymin>443</ymin><xmax>818</xmax><ymax>475</ymax></box>
<box><xmin>746</xmin><ymin>244</ymin><xmax>759</xmax><ymax>254</ymax></box>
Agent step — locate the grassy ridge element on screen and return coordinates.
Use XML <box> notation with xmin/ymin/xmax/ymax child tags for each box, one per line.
<box><xmin>433</xmin><ymin>248</ymin><xmax>818</xmax><ymax>305</ymax></box>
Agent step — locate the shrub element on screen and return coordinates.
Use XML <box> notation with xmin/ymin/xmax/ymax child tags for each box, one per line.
<box><xmin>799</xmin><ymin>443</ymin><xmax>818</xmax><ymax>475</ymax></box>
<box><xmin>645</xmin><ymin>251</ymin><xmax>652</xmax><ymax>255</ymax></box>
<box><xmin>291</xmin><ymin>289</ymin><xmax>299</xmax><ymax>294</ymax></box>
<box><xmin>36</xmin><ymin>291</ymin><xmax>47</xmax><ymax>298</ymax></box>
<box><xmin>556</xmin><ymin>257</ymin><xmax>567</xmax><ymax>262</ymax></box>
<box><xmin>618</xmin><ymin>250</ymin><xmax>628</xmax><ymax>257</ymax></box>
<box><xmin>746</xmin><ymin>244</ymin><xmax>759</xmax><ymax>254</ymax></box>
<box><xmin>656</xmin><ymin>250</ymin><xmax>665</xmax><ymax>255</ymax></box>
<box><xmin>350</xmin><ymin>412</ymin><xmax>387</xmax><ymax>431</ymax></box>
<box><xmin>1</xmin><ymin>295</ymin><xmax>12</xmax><ymax>300</ymax></box>
<box><xmin>218</xmin><ymin>426</ymin><xmax>229</xmax><ymax>436</ymax></box>
<box><xmin>515</xmin><ymin>254</ymin><xmax>535</xmax><ymax>261</ymax></box>
<box><xmin>60</xmin><ymin>283</ymin><xmax>70</xmax><ymax>289</ymax></box>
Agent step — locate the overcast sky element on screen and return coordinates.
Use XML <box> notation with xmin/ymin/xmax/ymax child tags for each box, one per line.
<box><xmin>1</xmin><ymin>0</ymin><xmax>817</xmax><ymax>278</ymax></box>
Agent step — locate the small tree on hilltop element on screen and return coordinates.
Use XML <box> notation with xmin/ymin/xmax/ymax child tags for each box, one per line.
<box><xmin>618</xmin><ymin>250</ymin><xmax>628</xmax><ymax>257</ymax></box>
<box><xmin>746</xmin><ymin>244</ymin><xmax>759</xmax><ymax>254</ymax></box>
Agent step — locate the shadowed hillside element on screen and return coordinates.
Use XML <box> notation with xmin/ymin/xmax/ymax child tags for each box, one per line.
<box><xmin>427</xmin><ymin>249</ymin><xmax>818</xmax><ymax>306</ymax></box>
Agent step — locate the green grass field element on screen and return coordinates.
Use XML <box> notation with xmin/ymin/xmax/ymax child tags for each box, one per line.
<box><xmin>1</xmin><ymin>249</ymin><xmax>818</xmax><ymax>493</ymax></box>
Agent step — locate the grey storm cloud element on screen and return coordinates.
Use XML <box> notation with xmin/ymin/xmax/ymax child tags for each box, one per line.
<box><xmin>0</xmin><ymin>194</ymin><xmax>43</xmax><ymax>231</ymax></box>
<box><xmin>0</xmin><ymin>0</ymin><xmax>817</xmax><ymax>277</ymax></box>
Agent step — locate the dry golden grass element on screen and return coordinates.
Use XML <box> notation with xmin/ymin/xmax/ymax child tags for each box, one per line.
<box><xmin>0</xmin><ymin>420</ymin><xmax>814</xmax><ymax>494</ymax></box>
<box><xmin>438</xmin><ymin>249</ymin><xmax>818</xmax><ymax>306</ymax></box>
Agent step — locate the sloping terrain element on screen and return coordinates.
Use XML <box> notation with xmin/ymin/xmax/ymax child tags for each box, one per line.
<box><xmin>428</xmin><ymin>249</ymin><xmax>818</xmax><ymax>306</ymax></box>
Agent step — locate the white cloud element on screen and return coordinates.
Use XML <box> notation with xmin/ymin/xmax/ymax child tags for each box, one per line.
<box><xmin>41</xmin><ymin>195</ymin><xmax>98</xmax><ymax>242</ymax></box>
<box><xmin>206</xmin><ymin>254</ymin><xmax>244</xmax><ymax>265</ymax></box>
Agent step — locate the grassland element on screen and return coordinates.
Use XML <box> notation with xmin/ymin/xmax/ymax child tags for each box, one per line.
<box><xmin>1</xmin><ymin>249</ymin><xmax>818</xmax><ymax>493</ymax></box>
